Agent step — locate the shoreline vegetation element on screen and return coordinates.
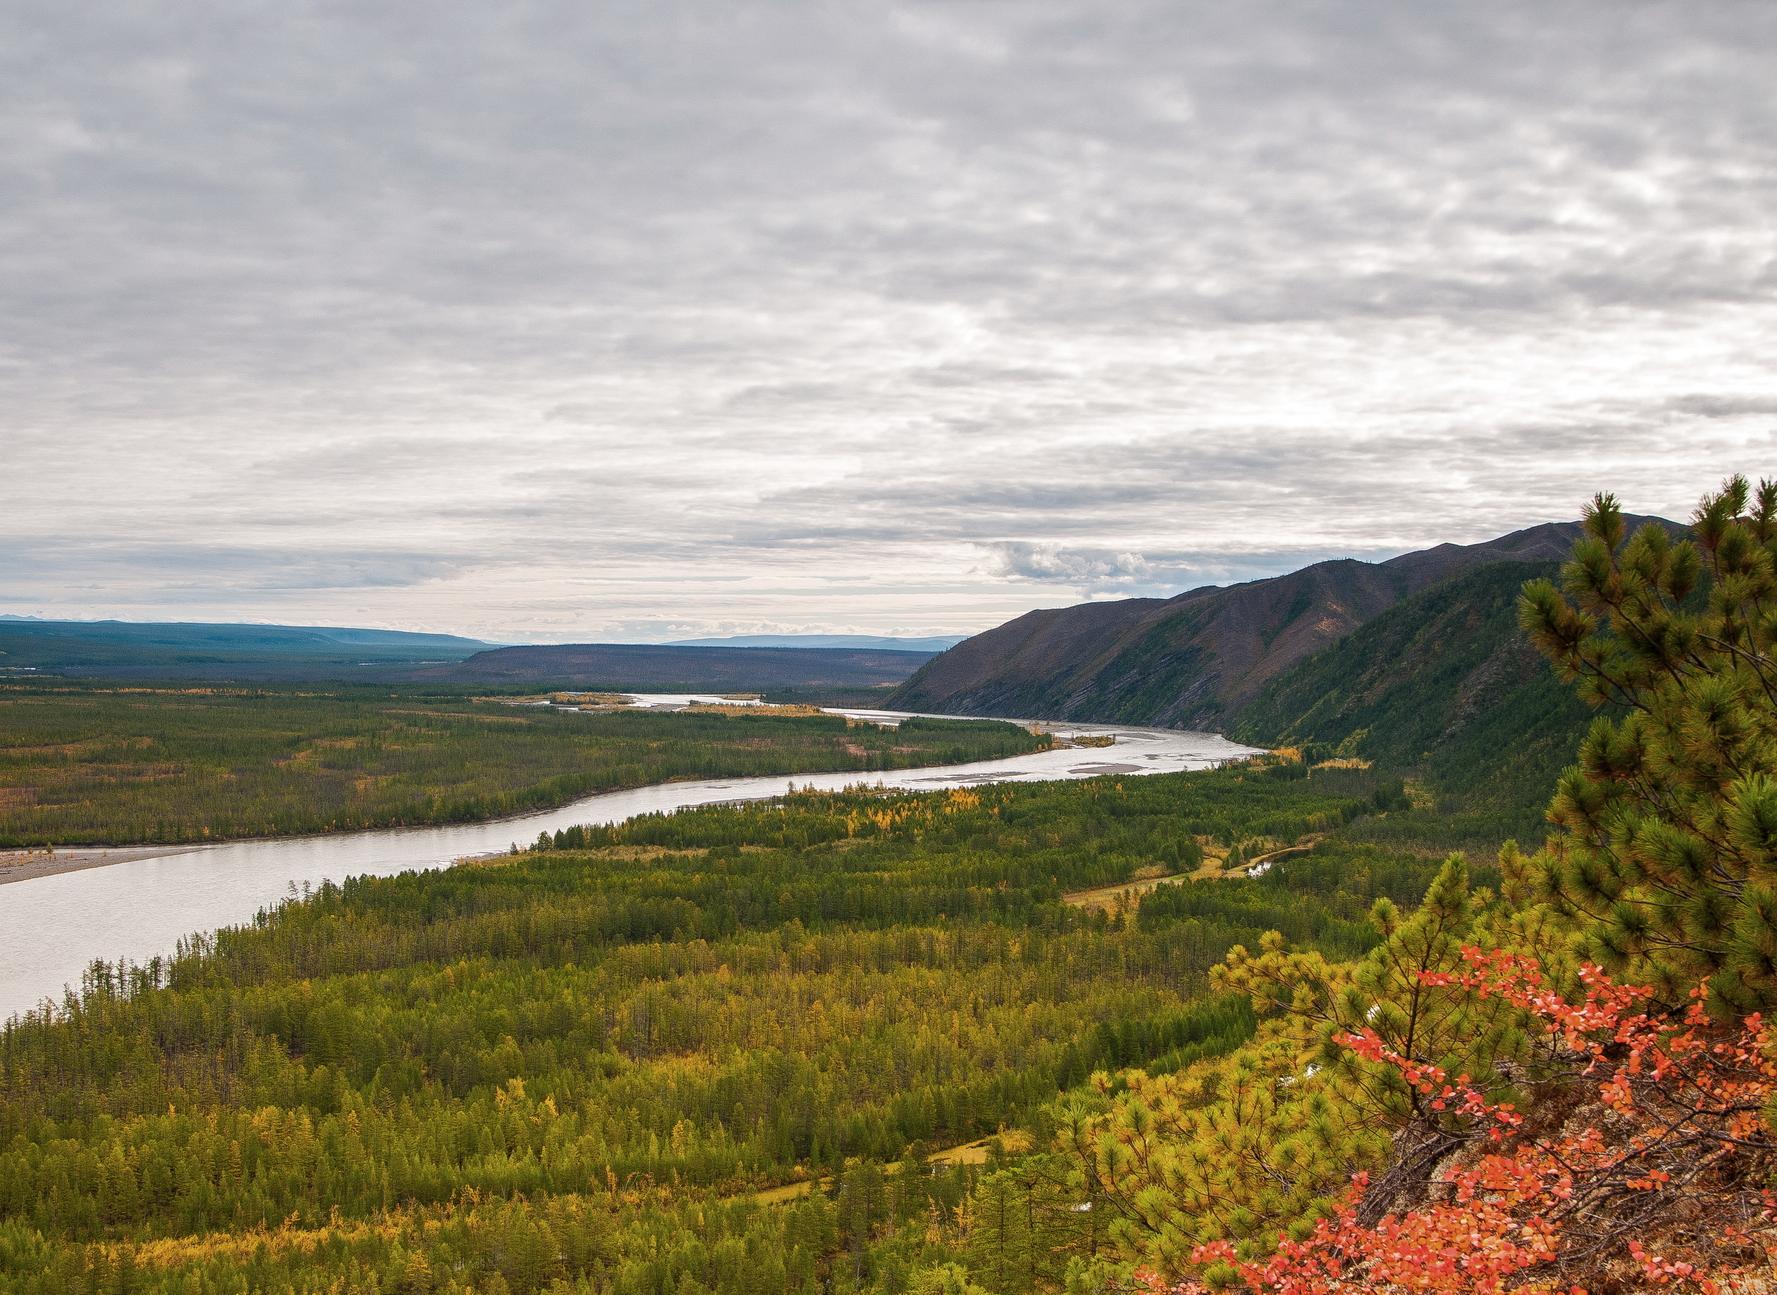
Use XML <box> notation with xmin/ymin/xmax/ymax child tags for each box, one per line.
<box><xmin>0</xmin><ymin>721</ymin><xmax>1203</xmax><ymax>888</ymax></box>
<box><xmin>0</xmin><ymin>683</ymin><xmax>1050</xmax><ymax>853</ymax></box>
<box><xmin>0</xmin><ymin>686</ymin><xmax>1198</xmax><ymax>887</ymax></box>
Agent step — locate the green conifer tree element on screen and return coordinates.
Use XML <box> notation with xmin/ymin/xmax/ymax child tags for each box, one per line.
<box><xmin>1518</xmin><ymin>475</ymin><xmax>1777</xmax><ymax>1012</ymax></box>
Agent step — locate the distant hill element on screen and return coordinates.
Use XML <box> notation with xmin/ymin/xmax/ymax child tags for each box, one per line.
<box><xmin>0</xmin><ymin>618</ymin><xmax>495</xmax><ymax>680</ymax></box>
<box><xmin>0</xmin><ymin>619</ymin><xmax>942</xmax><ymax>691</ymax></box>
<box><xmin>667</xmin><ymin>634</ymin><xmax>967</xmax><ymax>653</ymax></box>
<box><xmin>419</xmin><ymin>643</ymin><xmax>931</xmax><ymax>690</ymax></box>
<box><xmin>887</xmin><ymin>518</ymin><xmax>1673</xmax><ymax>730</ymax></box>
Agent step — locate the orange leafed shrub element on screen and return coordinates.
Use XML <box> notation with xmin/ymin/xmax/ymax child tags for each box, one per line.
<box><xmin>1145</xmin><ymin>948</ymin><xmax>1777</xmax><ymax>1295</ymax></box>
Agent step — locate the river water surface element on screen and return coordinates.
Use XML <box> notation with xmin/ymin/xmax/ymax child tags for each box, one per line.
<box><xmin>0</xmin><ymin>706</ymin><xmax>1259</xmax><ymax>1020</ymax></box>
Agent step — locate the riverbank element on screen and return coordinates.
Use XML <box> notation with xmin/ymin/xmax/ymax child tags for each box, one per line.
<box><xmin>0</xmin><ymin>844</ymin><xmax>211</xmax><ymax>886</ymax></box>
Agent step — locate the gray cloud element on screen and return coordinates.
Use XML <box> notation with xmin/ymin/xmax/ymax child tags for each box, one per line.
<box><xmin>3</xmin><ymin>2</ymin><xmax>1775</xmax><ymax>638</ymax></box>
<box><xmin>986</xmin><ymin>543</ymin><xmax>1156</xmax><ymax>590</ymax></box>
<box><xmin>982</xmin><ymin>538</ymin><xmax>1411</xmax><ymax>597</ymax></box>
<box><xmin>9</xmin><ymin>539</ymin><xmax>476</xmax><ymax>596</ymax></box>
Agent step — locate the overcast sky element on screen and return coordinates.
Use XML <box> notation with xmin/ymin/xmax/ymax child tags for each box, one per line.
<box><xmin>4</xmin><ymin>3</ymin><xmax>1773</xmax><ymax>641</ymax></box>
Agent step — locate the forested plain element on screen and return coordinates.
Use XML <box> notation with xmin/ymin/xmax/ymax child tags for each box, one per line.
<box><xmin>0</xmin><ymin>764</ymin><xmax>1437</xmax><ymax>1293</ymax></box>
<box><xmin>4</xmin><ymin>478</ymin><xmax>1773</xmax><ymax>1294</ymax></box>
<box><xmin>0</xmin><ymin>687</ymin><xmax>1045</xmax><ymax>846</ymax></box>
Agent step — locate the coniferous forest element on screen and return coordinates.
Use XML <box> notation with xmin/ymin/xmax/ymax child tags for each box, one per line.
<box><xmin>2</xmin><ymin>476</ymin><xmax>1774</xmax><ymax>1294</ymax></box>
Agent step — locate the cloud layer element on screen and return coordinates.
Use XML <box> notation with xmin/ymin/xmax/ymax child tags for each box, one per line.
<box><xmin>4</xmin><ymin>2</ymin><xmax>1773</xmax><ymax>639</ymax></box>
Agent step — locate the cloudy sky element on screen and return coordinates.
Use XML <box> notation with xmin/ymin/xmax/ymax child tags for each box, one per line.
<box><xmin>4</xmin><ymin>3</ymin><xmax>1773</xmax><ymax>641</ymax></box>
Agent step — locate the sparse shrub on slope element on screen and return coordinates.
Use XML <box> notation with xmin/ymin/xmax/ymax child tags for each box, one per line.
<box><xmin>1066</xmin><ymin>855</ymin><xmax>1540</xmax><ymax>1274</ymax></box>
<box><xmin>1144</xmin><ymin>950</ymin><xmax>1777</xmax><ymax>1295</ymax></box>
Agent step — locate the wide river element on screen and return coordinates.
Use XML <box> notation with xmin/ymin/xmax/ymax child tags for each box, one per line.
<box><xmin>0</xmin><ymin>705</ymin><xmax>1260</xmax><ymax>1021</ymax></box>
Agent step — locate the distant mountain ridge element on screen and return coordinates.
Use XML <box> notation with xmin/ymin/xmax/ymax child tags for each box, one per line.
<box><xmin>888</xmin><ymin>516</ymin><xmax>1677</xmax><ymax>730</ymax></box>
<box><xmin>418</xmin><ymin>643</ymin><xmax>931</xmax><ymax>690</ymax></box>
<box><xmin>0</xmin><ymin>617</ymin><xmax>492</xmax><ymax>653</ymax></box>
<box><xmin>0</xmin><ymin>617</ymin><xmax>496</xmax><ymax>680</ymax></box>
<box><xmin>0</xmin><ymin>618</ymin><xmax>936</xmax><ymax>691</ymax></box>
<box><xmin>667</xmin><ymin>634</ymin><xmax>965</xmax><ymax>653</ymax></box>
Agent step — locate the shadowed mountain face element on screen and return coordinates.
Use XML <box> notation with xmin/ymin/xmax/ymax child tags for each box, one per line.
<box><xmin>1230</xmin><ymin>559</ymin><xmax>1598</xmax><ymax>837</ymax></box>
<box><xmin>419</xmin><ymin>643</ymin><xmax>932</xmax><ymax>690</ymax></box>
<box><xmin>887</xmin><ymin>518</ymin><xmax>1673</xmax><ymax>729</ymax></box>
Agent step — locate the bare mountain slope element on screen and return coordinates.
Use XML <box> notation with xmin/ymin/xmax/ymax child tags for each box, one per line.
<box><xmin>888</xmin><ymin>518</ymin><xmax>1668</xmax><ymax>728</ymax></box>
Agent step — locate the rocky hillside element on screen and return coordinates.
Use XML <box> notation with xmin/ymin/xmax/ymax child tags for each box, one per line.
<box><xmin>888</xmin><ymin>519</ymin><xmax>1665</xmax><ymax>729</ymax></box>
